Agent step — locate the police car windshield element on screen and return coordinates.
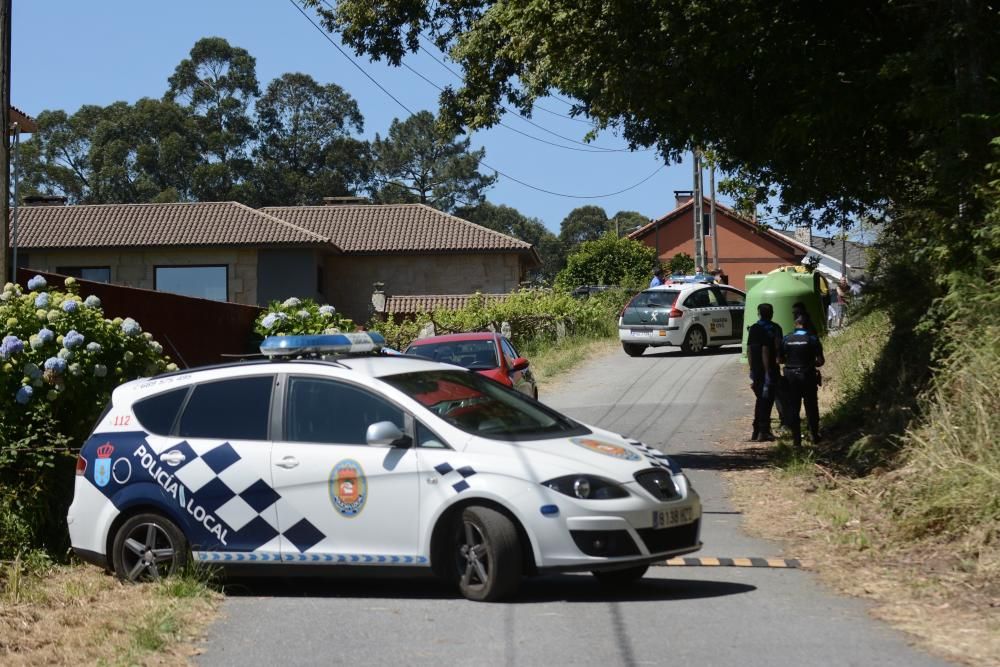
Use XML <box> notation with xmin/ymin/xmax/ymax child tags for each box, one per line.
<box><xmin>380</xmin><ymin>370</ymin><xmax>587</xmax><ymax>441</ymax></box>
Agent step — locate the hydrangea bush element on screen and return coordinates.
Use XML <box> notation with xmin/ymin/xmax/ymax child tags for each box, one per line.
<box><xmin>0</xmin><ymin>276</ymin><xmax>174</xmax><ymax>557</ymax></box>
<box><xmin>253</xmin><ymin>297</ymin><xmax>354</xmax><ymax>338</ymax></box>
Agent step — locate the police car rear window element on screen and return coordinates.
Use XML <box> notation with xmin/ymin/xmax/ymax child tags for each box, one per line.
<box><xmin>178</xmin><ymin>376</ymin><xmax>273</xmax><ymax>441</ymax></box>
<box><xmin>133</xmin><ymin>388</ymin><xmax>188</xmax><ymax>436</ymax></box>
<box><xmin>629</xmin><ymin>291</ymin><xmax>678</xmax><ymax>309</ymax></box>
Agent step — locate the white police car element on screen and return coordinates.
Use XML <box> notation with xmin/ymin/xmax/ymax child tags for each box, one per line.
<box><xmin>68</xmin><ymin>333</ymin><xmax>701</xmax><ymax>601</ymax></box>
<box><xmin>618</xmin><ymin>281</ymin><xmax>747</xmax><ymax>356</ymax></box>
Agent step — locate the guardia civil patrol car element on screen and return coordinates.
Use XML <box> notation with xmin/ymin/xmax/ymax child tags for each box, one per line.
<box><xmin>619</xmin><ymin>281</ymin><xmax>747</xmax><ymax>356</ymax></box>
<box><xmin>69</xmin><ymin>333</ymin><xmax>702</xmax><ymax>601</ymax></box>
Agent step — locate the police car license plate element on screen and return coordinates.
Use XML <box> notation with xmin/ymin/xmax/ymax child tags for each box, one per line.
<box><xmin>630</xmin><ymin>330</ymin><xmax>651</xmax><ymax>336</ymax></box>
<box><xmin>652</xmin><ymin>506</ymin><xmax>693</xmax><ymax>529</ymax></box>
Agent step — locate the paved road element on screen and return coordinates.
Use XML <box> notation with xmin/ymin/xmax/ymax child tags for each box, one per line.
<box><xmin>198</xmin><ymin>347</ymin><xmax>949</xmax><ymax>667</ymax></box>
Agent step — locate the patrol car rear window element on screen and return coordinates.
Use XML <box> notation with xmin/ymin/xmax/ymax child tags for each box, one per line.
<box><xmin>178</xmin><ymin>376</ymin><xmax>273</xmax><ymax>441</ymax></box>
<box><xmin>133</xmin><ymin>388</ymin><xmax>188</xmax><ymax>436</ymax></box>
<box><xmin>628</xmin><ymin>290</ymin><xmax>678</xmax><ymax>309</ymax></box>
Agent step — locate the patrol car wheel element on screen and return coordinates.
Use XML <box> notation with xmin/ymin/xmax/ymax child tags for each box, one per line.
<box><xmin>591</xmin><ymin>564</ymin><xmax>649</xmax><ymax>585</ymax></box>
<box><xmin>111</xmin><ymin>513</ymin><xmax>187</xmax><ymax>583</ymax></box>
<box><xmin>622</xmin><ymin>342</ymin><xmax>647</xmax><ymax>357</ymax></box>
<box><xmin>681</xmin><ymin>326</ymin><xmax>707</xmax><ymax>354</ymax></box>
<box><xmin>451</xmin><ymin>506</ymin><xmax>522</xmax><ymax>602</ymax></box>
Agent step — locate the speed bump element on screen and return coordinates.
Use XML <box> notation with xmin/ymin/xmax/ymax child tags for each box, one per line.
<box><xmin>654</xmin><ymin>557</ymin><xmax>806</xmax><ymax>568</ymax></box>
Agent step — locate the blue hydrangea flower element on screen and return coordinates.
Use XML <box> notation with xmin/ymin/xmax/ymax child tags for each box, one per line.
<box><xmin>261</xmin><ymin>312</ymin><xmax>288</xmax><ymax>330</ymax></box>
<box><xmin>44</xmin><ymin>357</ymin><xmax>67</xmax><ymax>373</ymax></box>
<box><xmin>34</xmin><ymin>293</ymin><xmax>51</xmax><ymax>308</ymax></box>
<box><xmin>62</xmin><ymin>300</ymin><xmax>79</xmax><ymax>313</ymax></box>
<box><xmin>27</xmin><ymin>275</ymin><xmax>47</xmax><ymax>291</ymax></box>
<box><xmin>84</xmin><ymin>295</ymin><xmax>101</xmax><ymax>309</ymax></box>
<box><xmin>282</xmin><ymin>297</ymin><xmax>301</xmax><ymax>308</ymax></box>
<box><xmin>86</xmin><ymin>342</ymin><xmax>102</xmax><ymax>353</ymax></box>
<box><xmin>63</xmin><ymin>330</ymin><xmax>85</xmax><ymax>349</ymax></box>
<box><xmin>121</xmin><ymin>318</ymin><xmax>141</xmax><ymax>336</ymax></box>
<box><xmin>0</xmin><ymin>335</ymin><xmax>24</xmax><ymax>360</ymax></box>
<box><xmin>23</xmin><ymin>362</ymin><xmax>41</xmax><ymax>379</ymax></box>
<box><xmin>148</xmin><ymin>341</ymin><xmax>163</xmax><ymax>354</ymax></box>
<box><xmin>319</xmin><ymin>305</ymin><xmax>336</xmax><ymax>317</ymax></box>
<box><xmin>15</xmin><ymin>385</ymin><xmax>33</xmax><ymax>405</ymax></box>
<box><xmin>37</xmin><ymin>328</ymin><xmax>55</xmax><ymax>344</ymax></box>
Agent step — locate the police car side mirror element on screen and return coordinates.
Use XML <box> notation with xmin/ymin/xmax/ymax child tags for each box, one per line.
<box><xmin>366</xmin><ymin>421</ymin><xmax>412</xmax><ymax>448</ymax></box>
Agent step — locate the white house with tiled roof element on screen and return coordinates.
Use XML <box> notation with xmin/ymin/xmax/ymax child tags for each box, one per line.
<box><xmin>11</xmin><ymin>201</ymin><xmax>540</xmax><ymax>321</ymax></box>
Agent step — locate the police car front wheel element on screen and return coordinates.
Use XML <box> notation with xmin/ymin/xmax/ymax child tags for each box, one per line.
<box><xmin>111</xmin><ymin>513</ymin><xmax>187</xmax><ymax>582</ymax></box>
<box><xmin>451</xmin><ymin>506</ymin><xmax>522</xmax><ymax>602</ymax></box>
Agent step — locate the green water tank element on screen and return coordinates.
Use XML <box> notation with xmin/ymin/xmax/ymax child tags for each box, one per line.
<box><xmin>741</xmin><ymin>271</ymin><xmax>826</xmax><ymax>362</ymax></box>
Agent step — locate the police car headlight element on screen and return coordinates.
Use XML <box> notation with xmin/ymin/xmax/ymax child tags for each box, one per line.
<box><xmin>543</xmin><ymin>475</ymin><xmax>629</xmax><ymax>500</ymax></box>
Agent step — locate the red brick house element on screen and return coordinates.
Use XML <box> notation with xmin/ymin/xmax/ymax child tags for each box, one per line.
<box><xmin>628</xmin><ymin>193</ymin><xmax>805</xmax><ymax>290</ymax></box>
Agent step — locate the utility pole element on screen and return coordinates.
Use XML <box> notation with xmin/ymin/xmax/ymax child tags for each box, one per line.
<box><xmin>692</xmin><ymin>149</ymin><xmax>704</xmax><ymax>270</ymax></box>
<box><xmin>0</xmin><ymin>0</ymin><xmax>10</xmax><ymax>285</ymax></box>
<box><xmin>709</xmin><ymin>161</ymin><xmax>718</xmax><ymax>270</ymax></box>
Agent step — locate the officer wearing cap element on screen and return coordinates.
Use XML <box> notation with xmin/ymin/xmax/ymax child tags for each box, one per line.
<box><xmin>778</xmin><ymin>312</ymin><xmax>825</xmax><ymax>447</ymax></box>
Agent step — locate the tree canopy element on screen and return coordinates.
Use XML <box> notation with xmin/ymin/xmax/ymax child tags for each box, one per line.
<box><xmin>313</xmin><ymin>1</ymin><xmax>1000</xmax><ymax>248</ymax></box>
<box><xmin>369</xmin><ymin>110</ymin><xmax>496</xmax><ymax>211</ymax></box>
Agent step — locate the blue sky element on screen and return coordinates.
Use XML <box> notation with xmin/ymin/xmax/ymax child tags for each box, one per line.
<box><xmin>11</xmin><ymin>0</ymin><xmax>707</xmax><ymax>234</ymax></box>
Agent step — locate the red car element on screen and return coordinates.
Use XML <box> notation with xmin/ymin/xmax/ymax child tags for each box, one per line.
<box><xmin>403</xmin><ymin>332</ymin><xmax>538</xmax><ymax>399</ymax></box>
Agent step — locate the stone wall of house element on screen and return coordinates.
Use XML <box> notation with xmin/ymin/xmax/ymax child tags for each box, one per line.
<box><xmin>23</xmin><ymin>248</ymin><xmax>259</xmax><ymax>304</ymax></box>
<box><xmin>325</xmin><ymin>253</ymin><xmax>523</xmax><ymax>322</ymax></box>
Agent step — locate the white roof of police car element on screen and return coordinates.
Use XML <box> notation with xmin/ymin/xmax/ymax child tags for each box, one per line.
<box><xmin>113</xmin><ymin>356</ymin><xmax>463</xmax><ymax>403</ymax></box>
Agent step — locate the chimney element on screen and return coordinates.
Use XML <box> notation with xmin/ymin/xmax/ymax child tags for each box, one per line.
<box><xmin>323</xmin><ymin>196</ymin><xmax>370</xmax><ymax>206</ymax></box>
<box><xmin>792</xmin><ymin>225</ymin><xmax>812</xmax><ymax>247</ymax></box>
<box><xmin>23</xmin><ymin>195</ymin><xmax>68</xmax><ymax>206</ymax></box>
<box><xmin>673</xmin><ymin>190</ymin><xmax>694</xmax><ymax>208</ymax></box>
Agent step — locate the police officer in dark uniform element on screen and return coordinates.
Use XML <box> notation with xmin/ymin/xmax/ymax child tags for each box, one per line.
<box><xmin>778</xmin><ymin>312</ymin><xmax>825</xmax><ymax>447</ymax></box>
<box><xmin>746</xmin><ymin>303</ymin><xmax>783</xmax><ymax>441</ymax></box>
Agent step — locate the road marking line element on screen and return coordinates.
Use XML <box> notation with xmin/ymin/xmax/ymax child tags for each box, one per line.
<box><xmin>655</xmin><ymin>557</ymin><xmax>807</xmax><ymax>568</ymax></box>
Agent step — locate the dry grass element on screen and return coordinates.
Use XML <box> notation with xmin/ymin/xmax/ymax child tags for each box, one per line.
<box><xmin>528</xmin><ymin>336</ymin><xmax>619</xmax><ymax>392</ymax></box>
<box><xmin>0</xmin><ymin>563</ymin><xmax>219</xmax><ymax>666</ymax></box>
<box><xmin>725</xmin><ymin>448</ymin><xmax>1000</xmax><ymax>666</ymax></box>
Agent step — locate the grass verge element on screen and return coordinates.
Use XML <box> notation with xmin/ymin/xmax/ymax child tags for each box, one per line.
<box><xmin>0</xmin><ymin>558</ymin><xmax>220</xmax><ymax>666</ymax></box>
<box><xmin>521</xmin><ymin>334</ymin><xmax>618</xmax><ymax>391</ymax></box>
<box><xmin>723</xmin><ymin>286</ymin><xmax>1000</xmax><ymax>666</ymax></box>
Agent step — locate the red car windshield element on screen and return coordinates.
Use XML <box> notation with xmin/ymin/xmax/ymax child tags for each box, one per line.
<box><xmin>404</xmin><ymin>340</ymin><xmax>500</xmax><ymax>369</ymax></box>
<box><xmin>381</xmin><ymin>370</ymin><xmax>586</xmax><ymax>441</ymax></box>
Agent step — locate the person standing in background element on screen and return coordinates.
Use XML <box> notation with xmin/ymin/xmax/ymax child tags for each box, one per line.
<box><xmin>778</xmin><ymin>313</ymin><xmax>825</xmax><ymax>447</ymax></box>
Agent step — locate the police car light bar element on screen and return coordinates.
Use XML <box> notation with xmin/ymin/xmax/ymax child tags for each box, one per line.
<box><xmin>260</xmin><ymin>332</ymin><xmax>386</xmax><ymax>357</ymax></box>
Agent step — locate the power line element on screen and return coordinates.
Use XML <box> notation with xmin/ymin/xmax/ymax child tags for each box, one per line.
<box><xmin>291</xmin><ymin>0</ymin><xmax>666</xmax><ymax>200</ymax></box>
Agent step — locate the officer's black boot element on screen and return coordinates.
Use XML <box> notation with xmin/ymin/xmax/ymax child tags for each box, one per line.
<box><xmin>791</xmin><ymin>427</ymin><xmax>802</xmax><ymax>448</ymax></box>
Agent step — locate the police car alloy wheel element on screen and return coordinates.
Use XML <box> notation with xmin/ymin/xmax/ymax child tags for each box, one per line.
<box><xmin>681</xmin><ymin>326</ymin><xmax>707</xmax><ymax>354</ymax></box>
<box><xmin>111</xmin><ymin>513</ymin><xmax>187</xmax><ymax>582</ymax></box>
<box><xmin>67</xmin><ymin>333</ymin><xmax>702</xmax><ymax>602</ymax></box>
<box><xmin>451</xmin><ymin>506</ymin><xmax>522</xmax><ymax>602</ymax></box>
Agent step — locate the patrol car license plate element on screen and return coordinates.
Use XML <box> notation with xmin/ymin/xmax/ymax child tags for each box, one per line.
<box><xmin>652</xmin><ymin>506</ymin><xmax>693</xmax><ymax>529</ymax></box>
<box><xmin>630</xmin><ymin>330</ymin><xmax>651</xmax><ymax>336</ymax></box>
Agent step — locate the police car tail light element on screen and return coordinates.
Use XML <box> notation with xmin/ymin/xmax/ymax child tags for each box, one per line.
<box><xmin>259</xmin><ymin>332</ymin><xmax>386</xmax><ymax>357</ymax></box>
<box><xmin>669</xmin><ymin>306</ymin><xmax>683</xmax><ymax>318</ymax></box>
<box><xmin>75</xmin><ymin>454</ymin><xmax>87</xmax><ymax>476</ymax></box>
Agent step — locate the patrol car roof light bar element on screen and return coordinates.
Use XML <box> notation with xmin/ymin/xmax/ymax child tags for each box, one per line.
<box><xmin>259</xmin><ymin>332</ymin><xmax>386</xmax><ymax>358</ymax></box>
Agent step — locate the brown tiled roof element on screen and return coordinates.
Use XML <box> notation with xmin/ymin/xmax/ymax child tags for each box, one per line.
<box><xmin>10</xmin><ymin>106</ymin><xmax>37</xmax><ymax>134</ymax></box>
<box><xmin>263</xmin><ymin>204</ymin><xmax>537</xmax><ymax>258</ymax></box>
<box><xmin>383</xmin><ymin>293</ymin><xmax>511</xmax><ymax>315</ymax></box>
<box><xmin>11</xmin><ymin>201</ymin><xmax>332</xmax><ymax>250</ymax></box>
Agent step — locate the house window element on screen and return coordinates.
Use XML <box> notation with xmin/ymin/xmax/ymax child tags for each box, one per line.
<box><xmin>56</xmin><ymin>266</ymin><xmax>111</xmax><ymax>283</ymax></box>
<box><xmin>154</xmin><ymin>265</ymin><xmax>228</xmax><ymax>301</ymax></box>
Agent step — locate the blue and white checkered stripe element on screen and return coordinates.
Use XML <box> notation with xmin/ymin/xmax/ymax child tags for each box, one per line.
<box><xmin>432</xmin><ymin>462</ymin><xmax>477</xmax><ymax>493</ymax></box>
<box><xmin>193</xmin><ymin>551</ymin><xmax>429</xmax><ymax>565</ymax></box>
<box><xmin>625</xmin><ymin>439</ymin><xmax>675</xmax><ymax>470</ymax></box>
